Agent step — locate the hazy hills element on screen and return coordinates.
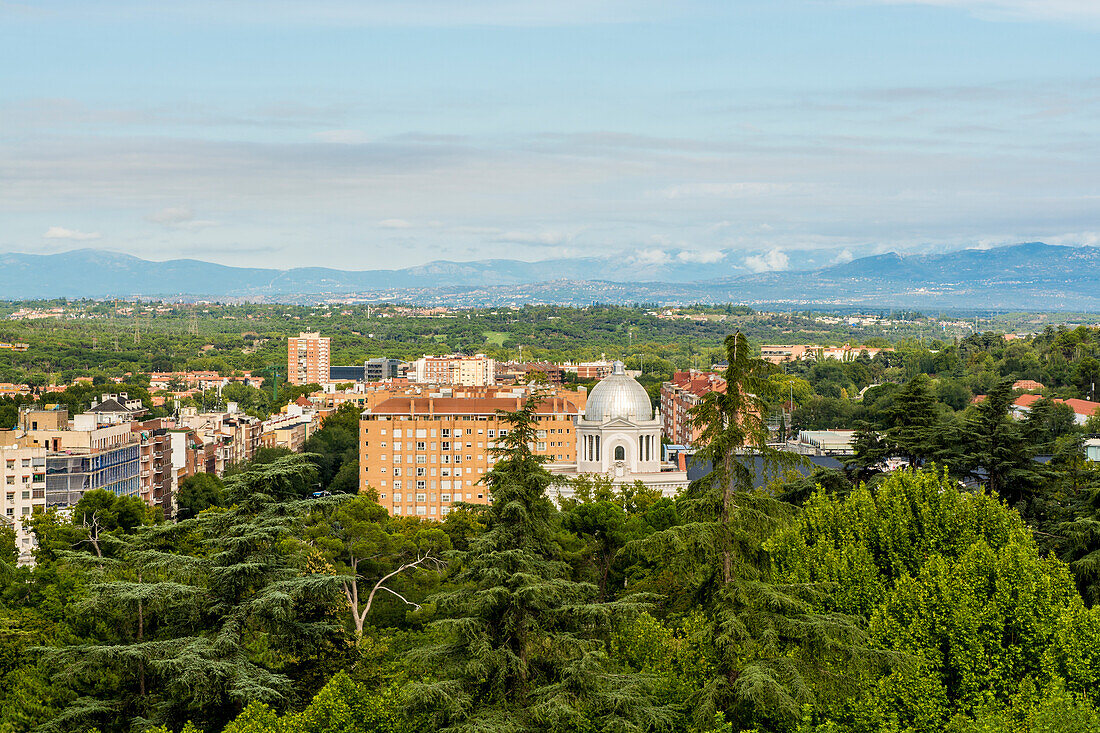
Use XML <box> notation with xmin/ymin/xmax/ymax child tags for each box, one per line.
<box><xmin>1</xmin><ymin>242</ymin><xmax>1097</xmax><ymax>310</ymax></box>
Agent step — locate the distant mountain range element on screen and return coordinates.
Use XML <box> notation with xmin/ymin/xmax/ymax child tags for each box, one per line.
<box><xmin>1</xmin><ymin>242</ymin><xmax>1098</xmax><ymax>310</ymax></box>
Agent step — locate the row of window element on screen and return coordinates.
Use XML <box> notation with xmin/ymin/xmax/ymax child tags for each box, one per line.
<box><xmin>383</xmin><ymin>491</ymin><xmax>485</xmax><ymax>503</ymax></box>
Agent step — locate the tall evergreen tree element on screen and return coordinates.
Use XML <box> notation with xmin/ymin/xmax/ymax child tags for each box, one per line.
<box><xmin>964</xmin><ymin>377</ymin><xmax>1042</xmax><ymax>506</ymax></box>
<box><xmin>408</xmin><ymin>397</ymin><xmax>668</xmax><ymax>733</ymax></box>
<box><xmin>636</xmin><ymin>332</ymin><xmax>869</xmax><ymax>728</ymax></box>
<box><xmin>40</xmin><ymin>454</ymin><xmax>347</xmax><ymax>732</ymax></box>
<box><xmin>882</xmin><ymin>374</ymin><xmax>940</xmax><ymax>467</ymax></box>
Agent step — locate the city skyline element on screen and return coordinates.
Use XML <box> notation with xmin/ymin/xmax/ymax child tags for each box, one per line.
<box><xmin>4</xmin><ymin>0</ymin><xmax>1099</xmax><ymax>273</ymax></box>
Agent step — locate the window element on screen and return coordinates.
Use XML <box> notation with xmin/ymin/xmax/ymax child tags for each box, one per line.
<box><xmin>442</xmin><ymin>429</ymin><xmax>450</xmax><ymax>438</ymax></box>
<box><xmin>442</xmin><ymin>493</ymin><xmax>451</xmax><ymax>502</ymax></box>
<box><xmin>442</xmin><ymin>441</ymin><xmax>450</xmax><ymax>451</ymax></box>
<box><xmin>394</xmin><ymin>481</ymin><xmax>402</xmax><ymax>490</ymax></box>
<box><xmin>394</xmin><ymin>492</ymin><xmax>403</xmax><ymax>501</ymax></box>
<box><xmin>416</xmin><ymin>441</ymin><xmax>426</xmax><ymax>451</ymax></box>
<box><xmin>415</xmin><ymin>493</ymin><xmax>426</xmax><ymax>502</ymax></box>
<box><xmin>416</xmin><ymin>467</ymin><xmax>426</xmax><ymax>476</ymax></box>
<box><xmin>21</xmin><ymin>491</ymin><xmax>30</xmax><ymax>500</ymax></box>
<box><xmin>416</xmin><ymin>455</ymin><xmax>427</xmax><ymax>464</ymax></box>
<box><xmin>454</xmin><ymin>454</ymin><xmax>462</xmax><ymax>464</ymax></box>
<box><xmin>416</xmin><ymin>480</ymin><xmax>426</xmax><ymax>489</ymax></box>
<box><xmin>614</xmin><ymin>445</ymin><xmax>625</xmax><ymax>461</ymax></box>
<box><xmin>487</xmin><ymin>429</ymin><xmax>496</xmax><ymax>438</ymax></box>
<box><xmin>393</xmin><ymin>467</ymin><xmax>402</xmax><ymax>476</ymax></box>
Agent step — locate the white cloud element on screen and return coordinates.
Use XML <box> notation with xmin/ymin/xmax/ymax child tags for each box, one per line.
<box><xmin>744</xmin><ymin>249</ymin><xmax>789</xmax><ymax>273</ymax></box>
<box><xmin>676</xmin><ymin>249</ymin><xmax>725</xmax><ymax>264</ymax></box>
<box><xmin>146</xmin><ymin>206</ymin><xmax>218</xmax><ymax>230</ymax></box>
<box><xmin>147</xmin><ymin>206</ymin><xmax>194</xmax><ymax>225</ymax></box>
<box><xmin>660</xmin><ymin>182</ymin><xmax>795</xmax><ymax>199</ymax></box>
<box><xmin>312</xmin><ymin>129</ymin><xmax>370</xmax><ymax>144</ymax></box>
<box><xmin>43</xmin><ymin>226</ymin><xmax>100</xmax><ymax>241</ymax></box>
<box><xmin>856</xmin><ymin>0</ymin><xmax>1100</xmax><ymax>24</ymax></box>
<box><xmin>1045</xmin><ymin>231</ymin><xmax>1100</xmax><ymax>247</ymax></box>
<box><xmin>633</xmin><ymin>248</ymin><xmax>672</xmax><ymax>266</ymax></box>
<box><xmin>492</xmin><ymin>230</ymin><xmax>570</xmax><ymax>246</ymax></box>
<box><xmin>379</xmin><ymin>218</ymin><xmax>413</xmax><ymax>229</ymax></box>
<box><xmin>46</xmin><ymin>1</ymin><xmax>680</xmax><ymax>28</ymax></box>
<box><xmin>831</xmin><ymin>248</ymin><xmax>854</xmax><ymax>264</ymax></box>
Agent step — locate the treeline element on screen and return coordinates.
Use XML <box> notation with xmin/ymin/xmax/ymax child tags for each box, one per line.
<box><xmin>3</xmin><ymin>335</ymin><xmax>1100</xmax><ymax>732</ymax></box>
<box><xmin>0</xmin><ymin>300</ymin><xmax>1002</xmax><ymax>390</ymax></box>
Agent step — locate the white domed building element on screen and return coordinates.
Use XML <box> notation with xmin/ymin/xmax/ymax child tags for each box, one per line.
<box><xmin>549</xmin><ymin>361</ymin><xmax>688</xmax><ymax>500</ymax></box>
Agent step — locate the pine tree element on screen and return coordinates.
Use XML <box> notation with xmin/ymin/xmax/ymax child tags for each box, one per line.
<box><xmin>407</xmin><ymin>397</ymin><xmax>669</xmax><ymax>733</ymax></box>
<box><xmin>39</xmin><ymin>454</ymin><xmax>346</xmax><ymax>732</ymax></box>
<box><xmin>882</xmin><ymin>374</ymin><xmax>940</xmax><ymax>467</ymax></box>
<box><xmin>963</xmin><ymin>377</ymin><xmax>1042</xmax><ymax>506</ymax></box>
<box><xmin>636</xmin><ymin>332</ymin><xmax>869</xmax><ymax>728</ymax></box>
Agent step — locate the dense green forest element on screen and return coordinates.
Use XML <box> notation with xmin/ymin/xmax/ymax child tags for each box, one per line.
<box><xmin>0</xmin><ymin>300</ymin><xmax>1097</xmax><ymax>426</ymax></box>
<box><xmin>3</xmin><ymin>332</ymin><xmax>1100</xmax><ymax>733</ymax></box>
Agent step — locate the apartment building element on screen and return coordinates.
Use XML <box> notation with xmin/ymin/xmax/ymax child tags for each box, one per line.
<box><xmin>496</xmin><ymin>361</ymin><xmax>565</xmax><ymax>386</ymax></box>
<box><xmin>260</xmin><ymin>403</ymin><xmax>319</xmax><ymax>453</ymax></box>
<box><xmin>86</xmin><ymin>392</ymin><xmax>148</xmax><ymax>424</ymax></box>
<box><xmin>660</xmin><ymin>370</ymin><xmax>727</xmax><ymax>446</ymax></box>
<box><xmin>411</xmin><ymin>354</ymin><xmax>497</xmax><ymax>386</ymax></box>
<box><xmin>132</xmin><ymin>419</ymin><xmax>173</xmax><ymax>511</ymax></box>
<box><xmin>11</xmin><ymin>408</ymin><xmax>141</xmax><ymax>507</ymax></box>
<box><xmin>288</xmin><ymin>332</ymin><xmax>331</xmax><ymax>385</ymax></box>
<box><xmin>0</xmin><ymin>439</ymin><xmax>46</xmax><ymax>565</ymax></box>
<box><xmin>177</xmin><ymin>407</ymin><xmax>262</xmax><ymax>475</ymax></box>
<box><xmin>360</xmin><ymin>393</ymin><xmax>581</xmax><ymax>518</ymax></box>
<box><xmin>560</xmin><ymin>360</ymin><xmax>616</xmax><ymax>380</ymax></box>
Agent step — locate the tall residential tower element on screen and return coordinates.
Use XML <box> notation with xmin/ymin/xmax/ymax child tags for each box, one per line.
<box><xmin>288</xmin><ymin>332</ymin><xmax>330</xmax><ymax>385</ymax></box>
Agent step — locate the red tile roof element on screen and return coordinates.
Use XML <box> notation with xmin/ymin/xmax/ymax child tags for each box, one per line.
<box><xmin>1060</xmin><ymin>398</ymin><xmax>1100</xmax><ymax>417</ymax></box>
<box><xmin>1012</xmin><ymin>394</ymin><xmax>1042</xmax><ymax>408</ymax></box>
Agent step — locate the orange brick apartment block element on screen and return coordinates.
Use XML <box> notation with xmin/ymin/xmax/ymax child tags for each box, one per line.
<box><xmin>360</xmin><ymin>395</ymin><xmax>580</xmax><ymax>518</ymax></box>
<box><xmin>660</xmin><ymin>370</ymin><xmax>727</xmax><ymax>446</ymax></box>
<box><xmin>287</xmin><ymin>332</ymin><xmax>330</xmax><ymax>385</ymax></box>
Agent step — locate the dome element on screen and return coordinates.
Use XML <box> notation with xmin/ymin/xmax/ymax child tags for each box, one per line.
<box><xmin>584</xmin><ymin>361</ymin><xmax>654</xmax><ymax>422</ymax></box>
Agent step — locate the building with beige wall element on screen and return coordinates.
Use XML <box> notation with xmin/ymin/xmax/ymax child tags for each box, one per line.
<box><xmin>288</xmin><ymin>332</ymin><xmax>331</xmax><ymax>385</ymax></box>
<box><xmin>0</xmin><ymin>439</ymin><xmax>46</xmax><ymax>565</ymax></box>
<box><xmin>412</xmin><ymin>354</ymin><xmax>496</xmax><ymax>386</ymax></box>
<box><xmin>9</xmin><ymin>407</ymin><xmax>140</xmax><ymax>508</ymax></box>
<box><xmin>360</xmin><ymin>393</ymin><xmax>580</xmax><ymax>518</ymax></box>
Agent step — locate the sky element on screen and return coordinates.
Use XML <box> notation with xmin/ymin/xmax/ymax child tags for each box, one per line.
<box><xmin>2</xmin><ymin>0</ymin><xmax>1099</xmax><ymax>274</ymax></box>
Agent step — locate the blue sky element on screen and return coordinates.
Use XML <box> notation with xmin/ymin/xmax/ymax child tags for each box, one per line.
<box><xmin>2</xmin><ymin>0</ymin><xmax>1098</xmax><ymax>274</ymax></box>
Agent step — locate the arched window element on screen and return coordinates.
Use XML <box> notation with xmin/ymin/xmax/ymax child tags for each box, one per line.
<box><xmin>614</xmin><ymin>445</ymin><xmax>625</xmax><ymax>461</ymax></box>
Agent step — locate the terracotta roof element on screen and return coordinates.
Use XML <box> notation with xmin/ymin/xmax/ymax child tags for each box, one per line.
<box><xmin>1012</xmin><ymin>394</ymin><xmax>1043</xmax><ymax>408</ymax></box>
<box><xmin>367</xmin><ymin>396</ymin><xmax>580</xmax><ymax>416</ymax></box>
<box><xmin>1013</xmin><ymin>379</ymin><xmax>1045</xmax><ymax>391</ymax></box>
<box><xmin>971</xmin><ymin>395</ymin><xmax>987</xmax><ymax>404</ymax></box>
<box><xmin>1060</xmin><ymin>398</ymin><xmax>1100</xmax><ymax>417</ymax></box>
